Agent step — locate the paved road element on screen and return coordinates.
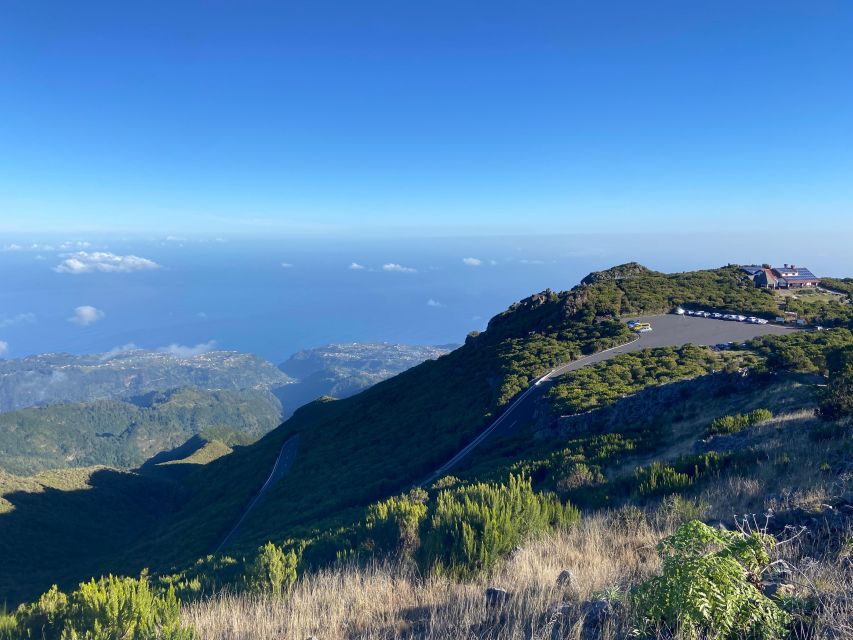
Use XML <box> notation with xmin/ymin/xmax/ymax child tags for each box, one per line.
<box><xmin>418</xmin><ymin>314</ymin><xmax>795</xmax><ymax>485</ymax></box>
<box><xmin>214</xmin><ymin>434</ymin><xmax>300</xmax><ymax>553</ymax></box>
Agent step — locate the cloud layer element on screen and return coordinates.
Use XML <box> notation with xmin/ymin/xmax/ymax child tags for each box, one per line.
<box><xmin>0</xmin><ymin>313</ymin><xmax>36</xmax><ymax>329</ymax></box>
<box><xmin>54</xmin><ymin>251</ymin><xmax>161</xmax><ymax>274</ymax></box>
<box><xmin>156</xmin><ymin>340</ymin><xmax>217</xmax><ymax>357</ymax></box>
<box><xmin>69</xmin><ymin>305</ymin><xmax>105</xmax><ymax>326</ymax></box>
<box><xmin>382</xmin><ymin>263</ymin><xmax>417</xmax><ymax>273</ymax></box>
<box><xmin>0</xmin><ymin>341</ymin><xmax>8</xmax><ymax>357</ymax></box>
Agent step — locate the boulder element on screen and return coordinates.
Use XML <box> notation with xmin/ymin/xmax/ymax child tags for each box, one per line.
<box><xmin>581</xmin><ymin>599</ymin><xmax>614</xmax><ymax>627</ymax></box>
<box><xmin>556</xmin><ymin>569</ymin><xmax>577</xmax><ymax>590</ymax></box>
<box><xmin>485</xmin><ymin>587</ymin><xmax>511</xmax><ymax>607</ymax></box>
<box><xmin>762</xmin><ymin>582</ymin><xmax>795</xmax><ymax>599</ymax></box>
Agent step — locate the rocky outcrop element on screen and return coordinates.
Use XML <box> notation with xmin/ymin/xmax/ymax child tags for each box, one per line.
<box><xmin>580</xmin><ymin>262</ymin><xmax>653</xmax><ymax>286</ymax></box>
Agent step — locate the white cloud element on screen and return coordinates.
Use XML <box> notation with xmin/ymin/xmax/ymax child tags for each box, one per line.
<box><xmin>99</xmin><ymin>343</ymin><xmax>139</xmax><ymax>360</ymax></box>
<box><xmin>3</xmin><ymin>241</ymin><xmax>89</xmax><ymax>253</ymax></box>
<box><xmin>280</xmin><ymin>262</ymin><xmax>294</xmax><ymax>268</ymax></box>
<box><xmin>519</xmin><ymin>259</ymin><xmax>545</xmax><ymax>265</ymax></box>
<box><xmin>156</xmin><ymin>340</ymin><xmax>217</xmax><ymax>357</ymax></box>
<box><xmin>196</xmin><ymin>311</ymin><xmax>208</xmax><ymax>319</ymax></box>
<box><xmin>462</xmin><ymin>257</ymin><xmax>482</xmax><ymax>266</ymax></box>
<box><xmin>0</xmin><ymin>341</ymin><xmax>8</xmax><ymax>357</ymax></box>
<box><xmin>427</xmin><ymin>299</ymin><xmax>444</xmax><ymax>307</ymax></box>
<box><xmin>54</xmin><ymin>251</ymin><xmax>161</xmax><ymax>274</ymax></box>
<box><xmin>58</xmin><ymin>241</ymin><xmax>91</xmax><ymax>250</ymax></box>
<box><xmin>382</xmin><ymin>263</ymin><xmax>417</xmax><ymax>273</ymax></box>
<box><xmin>0</xmin><ymin>313</ymin><xmax>36</xmax><ymax>329</ymax></box>
<box><xmin>69</xmin><ymin>305</ymin><xmax>105</xmax><ymax>326</ymax></box>
<box><xmin>349</xmin><ymin>262</ymin><xmax>365</xmax><ymax>270</ymax></box>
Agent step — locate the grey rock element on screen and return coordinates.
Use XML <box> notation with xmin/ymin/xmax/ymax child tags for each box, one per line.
<box><xmin>556</xmin><ymin>569</ymin><xmax>577</xmax><ymax>589</ymax></box>
<box><xmin>762</xmin><ymin>582</ymin><xmax>794</xmax><ymax>599</ymax></box>
<box><xmin>485</xmin><ymin>587</ymin><xmax>511</xmax><ymax>607</ymax></box>
<box><xmin>581</xmin><ymin>599</ymin><xmax>614</xmax><ymax>627</ymax></box>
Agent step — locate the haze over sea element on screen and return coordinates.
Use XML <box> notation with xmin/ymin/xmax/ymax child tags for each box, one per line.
<box><xmin>1</xmin><ymin>231</ymin><xmax>849</xmax><ymax>363</ymax></box>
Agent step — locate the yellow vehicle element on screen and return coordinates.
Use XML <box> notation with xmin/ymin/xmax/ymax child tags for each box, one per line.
<box><xmin>631</xmin><ymin>322</ymin><xmax>653</xmax><ymax>333</ymax></box>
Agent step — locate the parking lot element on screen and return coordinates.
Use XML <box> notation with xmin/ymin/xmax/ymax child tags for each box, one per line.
<box><xmin>625</xmin><ymin>313</ymin><xmax>796</xmax><ymax>349</ymax></box>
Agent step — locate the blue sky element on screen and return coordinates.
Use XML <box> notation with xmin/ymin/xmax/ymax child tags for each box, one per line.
<box><xmin>1</xmin><ymin>1</ymin><xmax>852</xmax><ymax>236</ymax></box>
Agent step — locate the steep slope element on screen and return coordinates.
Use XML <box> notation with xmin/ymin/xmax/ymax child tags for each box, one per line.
<box><xmin>130</xmin><ymin>264</ymin><xmax>784</xmax><ymax>563</ymax></box>
<box><xmin>276</xmin><ymin>342</ymin><xmax>456</xmax><ymax>417</ymax></box>
<box><xmin>0</xmin><ymin>263</ymin><xmax>806</xmax><ymax>603</ymax></box>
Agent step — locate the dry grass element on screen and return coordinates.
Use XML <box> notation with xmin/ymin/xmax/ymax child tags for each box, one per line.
<box><xmin>185</xmin><ymin>409</ymin><xmax>853</xmax><ymax>639</ymax></box>
<box><xmin>185</xmin><ymin>512</ymin><xmax>853</xmax><ymax>640</ymax></box>
<box><xmin>185</xmin><ymin>515</ymin><xmax>667</xmax><ymax>640</ymax></box>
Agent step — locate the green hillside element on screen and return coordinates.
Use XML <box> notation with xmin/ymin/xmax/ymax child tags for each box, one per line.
<box><xmin>124</xmin><ymin>264</ymin><xmax>792</xmax><ymax>564</ymax></box>
<box><xmin>3</xmin><ymin>263</ymin><xmax>851</xmax><ymax>610</ymax></box>
<box><xmin>0</xmin><ymin>387</ymin><xmax>282</xmax><ymax>475</ymax></box>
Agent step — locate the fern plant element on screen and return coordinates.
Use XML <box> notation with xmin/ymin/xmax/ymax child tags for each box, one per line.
<box><xmin>634</xmin><ymin>520</ymin><xmax>789</xmax><ymax>639</ymax></box>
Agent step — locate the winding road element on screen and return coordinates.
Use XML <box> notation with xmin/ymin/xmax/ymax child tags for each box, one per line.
<box><xmin>418</xmin><ymin>313</ymin><xmax>794</xmax><ymax>485</ymax></box>
<box><xmin>214</xmin><ymin>434</ymin><xmax>300</xmax><ymax>553</ymax></box>
<box><xmin>215</xmin><ymin>313</ymin><xmax>795</xmax><ymax>549</ymax></box>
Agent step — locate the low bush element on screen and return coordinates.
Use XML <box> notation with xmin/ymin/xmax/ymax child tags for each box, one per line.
<box><xmin>420</xmin><ymin>475</ymin><xmax>579</xmax><ymax>576</ymax></box>
<box><xmin>244</xmin><ymin>542</ymin><xmax>298</xmax><ymax>596</ymax></box>
<box><xmin>14</xmin><ymin>574</ymin><xmax>194</xmax><ymax>640</ymax></box>
<box><xmin>707</xmin><ymin>409</ymin><xmax>773</xmax><ymax>436</ymax></box>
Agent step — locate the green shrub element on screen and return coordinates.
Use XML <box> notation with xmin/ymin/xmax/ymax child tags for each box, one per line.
<box><xmin>244</xmin><ymin>542</ymin><xmax>298</xmax><ymax>596</ymax></box>
<box><xmin>634</xmin><ymin>520</ymin><xmax>790</xmax><ymax>639</ymax></box>
<box><xmin>14</xmin><ymin>575</ymin><xmax>193</xmax><ymax>640</ymax></box>
<box><xmin>420</xmin><ymin>475</ymin><xmax>578</xmax><ymax>576</ymax></box>
<box><xmin>635</xmin><ymin>463</ymin><xmax>692</xmax><ymax>496</ymax></box>
<box><xmin>363</xmin><ymin>488</ymin><xmax>429</xmax><ymax>555</ymax></box>
<box><xmin>707</xmin><ymin>409</ymin><xmax>773</xmax><ymax>436</ymax></box>
<box><xmin>0</xmin><ymin>612</ymin><xmax>15</xmax><ymax>640</ymax></box>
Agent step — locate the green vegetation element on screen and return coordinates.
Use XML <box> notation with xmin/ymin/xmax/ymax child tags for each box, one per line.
<box><xmin>820</xmin><ymin>277</ymin><xmax>853</xmax><ymax>298</ymax></box>
<box><xmin>783</xmin><ymin>297</ymin><xmax>853</xmax><ymax>327</ymax></box>
<box><xmin>633</xmin><ymin>452</ymin><xmax>740</xmax><ymax>497</ymax></box>
<box><xmin>420</xmin><ymin>475</ymin><xmax>577</xmax><ymax>576</ymax></box>
<box><xmin>547</xmin><ymin>345</ymin><xmax>752</xmax><ymax>415</ymax></box>
<box><xmin>818</xmin><ymin>345</ymin><xmax>853</xmax><ymax>421</ymax></box>
<box><xmin>0</xmin><ymin>466</ymin><xmax>179</xmax><ymax>606</ymax></box>
<box><xmin>577</xmin><ymin>263</ymin><xmax>780</xmax><ymax>317</ymax></box>
<box><xmin>0</xmin><ymin>387</ymin><xmax>282</xmax><ymax>475</ymax></box>
<box><xmin>4</xmin><ymin>263</ymin><xmax>853</xmax><ymax>620</ymax></box>
<box><xmin>10</xmin><ymin>574</ymin><xmax>194</xmax><ymax>640</ymax></box>
<box><xmin>707</xmin><ymin>408</ymin><xmax>774</xmax><ymax>436</ymax></box>
<box><xmin>747</xmin><ymin>328</ymin><xmax>853</xmax><ymax>374</ymax></box>
<box><xmin>271</xmin><ymin>475</ymin><xmax>576</xmax><ymax>582</ymax></box>
<box><xmin>634</xmin><ymin>520</ymin><xmax>789</xmax><ymax>639</ymax></box>
<box><xmin>244</xmin><ymin>543</ymin><xmax>298</xmax><ymax>596</ymax></box>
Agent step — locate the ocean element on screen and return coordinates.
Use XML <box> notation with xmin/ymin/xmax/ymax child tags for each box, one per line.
<box><xmin>1</xmin><ymin>232</ymin><xmax>851</xmax><ymax>363</ymax></box>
